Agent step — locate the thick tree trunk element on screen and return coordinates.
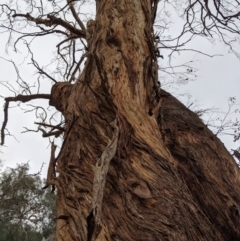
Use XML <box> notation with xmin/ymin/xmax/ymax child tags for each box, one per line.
<box><xmin>49</xmin><ymin>1</ymin><xmax>240</xmax><ymax>240</ymax></box>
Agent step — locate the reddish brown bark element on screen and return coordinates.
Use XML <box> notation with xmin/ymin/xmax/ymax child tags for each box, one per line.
<box><xmin>48</xmin><ymin>1</ymin><xmax>240</xmax><ymax>240</ymax></box>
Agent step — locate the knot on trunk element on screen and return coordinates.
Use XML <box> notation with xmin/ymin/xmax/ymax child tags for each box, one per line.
<box><xmin>49</xmin><ymin>82</ymin><xmax>72</xmax><ymax>112</ymax></box>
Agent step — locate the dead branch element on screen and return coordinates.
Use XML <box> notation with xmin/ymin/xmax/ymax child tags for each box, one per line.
<box><xmin>1</xmin><ymin>94</ymin><xmax>50</xmax><ymax>145</ymax></box>
<box><xmin>152</xmin><ymin>0</ymin><xmax>159</xmax><ymax>24</ymax></box>
<box><xmin>25</xmin><ymin>43</ymin><xmax>57</xmax><ymax>83</ymax></box>
<box><xmin>22</xmin><ymin>123</ymin><xmax>64</xmax><ymax>138</ymax></box>
<box><xmin>1</xmin><ymin>101</ymin><xmax>9</xmax><ymax>146</ymax></box>
<box><xmin>68</xmin><ymin>52</ymin><xmax>88</xmax><ymax>82</ymax></box>
<box><xmin>38</xmin><ymin>127</ymin><xmax>63</xmax><ymax>138</ymax></box>
<box><xmin>67</xmin><ymin>0</ymin><xmax>86</xmax><ymax>31</ymax></box>
<box><xmin>232</xmin><ymin>149</ymin><xmax>240</xmax><ymax>162</ymax></box>
<box><xmin>13</xmin><ymin>28</ymin><xmax>69</xmax><ymax>51</ymax></box>
<box><xmin>5</xmin><ymin>94</ymin><xmax>50</xmax><ymax>103</ymax></box>
<box><xmin>0</xmin><ymin>57</ymin><xmax>32</xmax><ymax>94</ymax></box>
<box><xmin>12</xmin><ymin>13</ymin><xmax>86</xmax><ymax>38</ymax></box>
<box><xmin>34</xmin><ymin>122</ymin><xmax>65</xmax><ymax>132</ymax></box>
<box><xmin>56</xmin><ymin>35</ymin><xmax>79</xmax><ymax>48</ymax></box>
<box><xmin>42</xmin><ymin>142</ymin><xmax>58</xmax><ymax>193</ymax></box>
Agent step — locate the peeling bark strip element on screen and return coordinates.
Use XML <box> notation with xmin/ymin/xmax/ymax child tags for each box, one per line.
<box><xmin>90</xmin><ymin>120</ymin><xmax>119</xmax><ymax>241</ymax></box>
<box><xmin>44</xmin><ymin>142</ymin><xmax>57</xmax><ymax>192</ymax></box>
<box><xmin>48</xmin><ymin>143</ymin><xmax>57</xmax><ymax>183</ymax></box>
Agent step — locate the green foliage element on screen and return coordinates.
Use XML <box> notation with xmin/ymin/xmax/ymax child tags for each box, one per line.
<box><xmin>0</xmin><ymin>163</ymin><xmax>56</xmax><ymax>241</ymax></box>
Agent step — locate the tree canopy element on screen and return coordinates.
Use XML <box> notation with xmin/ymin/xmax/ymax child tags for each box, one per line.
<box><xmin>0</xmin><ymin>162</ymin><xmax>56</xmax><ymax>241</ymax></box>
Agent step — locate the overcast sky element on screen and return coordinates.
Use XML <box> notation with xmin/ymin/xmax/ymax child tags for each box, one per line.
<box><xmin>0</xmin><ymin>2</ymin><xmax>240</xmax><ymax>175</ymax></box>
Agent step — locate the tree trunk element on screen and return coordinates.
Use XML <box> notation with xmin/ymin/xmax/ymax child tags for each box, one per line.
<box><xmin>49</xmin><ymin>1</ymin><xmax>240</xmax><ymax>240</ymax></box>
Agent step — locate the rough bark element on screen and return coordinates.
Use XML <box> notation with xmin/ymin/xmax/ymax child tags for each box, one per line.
<box><xmin>48</xmin><ymin>1</ymin><xmax>240</xmax><ymax>240</ymax></box>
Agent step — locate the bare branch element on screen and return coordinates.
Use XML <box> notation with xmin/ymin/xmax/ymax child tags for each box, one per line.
<box><xmin>67</xmin><ymin>0</ymin><xmax>86</xmax><ymax>30</ymax></box>
<box><xmin>12</xmin><ymin>13</ymin><xmax>86</xmax><ymax>38</ymax></box>
<box><xmin>5</xmin><ymin>94</ymin><xmax>50</xmax><ymax>103</ymax></box>
<box><xmin>68</xmin><ymin>52</ymin><xmax>88</xmax><ymax>82</ymax></box>
<box><xmin>232</xmin><ymin>149</ymin><xmax>240</xmax><ymax>162</ymax></box>
<box><xmin>1</xmin><ymin>94</ymin><xmax>50</xmax><ymax>145</ymax></box>
<box><xmin>38</xmin><ymin>127</ymin><xmax>63</xmax><ymax>138</ymax></box>
<box><xmin>25</xmin><ymin>42</ymin><xmax>58</xmax><ymax>83</ymax></box>
<box><xmin>34</xmin><ymin>122</ymin><xmax>65</xmax><ymax>132</ymax></box>
<box><xmin>1</xmin><ymin>101</ymin><xmax>9</xmax><ymax>146</ymax></box>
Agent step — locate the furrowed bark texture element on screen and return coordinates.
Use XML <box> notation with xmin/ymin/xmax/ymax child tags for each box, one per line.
<box><xmin>49</xmin><ymin>1</ymin><xmax>240</xmax><ymax>240</ymax></box>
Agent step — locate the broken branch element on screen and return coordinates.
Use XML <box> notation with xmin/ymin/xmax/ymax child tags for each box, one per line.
<box><xmin>1</xmin><ymin>94</ymin><xmax>51</xmax><ymax>145</ymax></box>
<box><xmin>42</xmin><ymin>142</ymin><xmax>58</xmax><ymax>192</ymax></box>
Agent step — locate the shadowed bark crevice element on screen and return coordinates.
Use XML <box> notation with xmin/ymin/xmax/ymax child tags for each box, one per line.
<box><xmin>159</xmin><ymin>89</ymin><xmax>240</xmax><ymax>241</ymax></box>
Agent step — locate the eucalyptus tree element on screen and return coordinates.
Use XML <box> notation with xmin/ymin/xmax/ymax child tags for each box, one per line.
<box><xmin>1</xmin><ymin>0</ymin><xmax>240</xmax><ymax>240</ymax></box>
